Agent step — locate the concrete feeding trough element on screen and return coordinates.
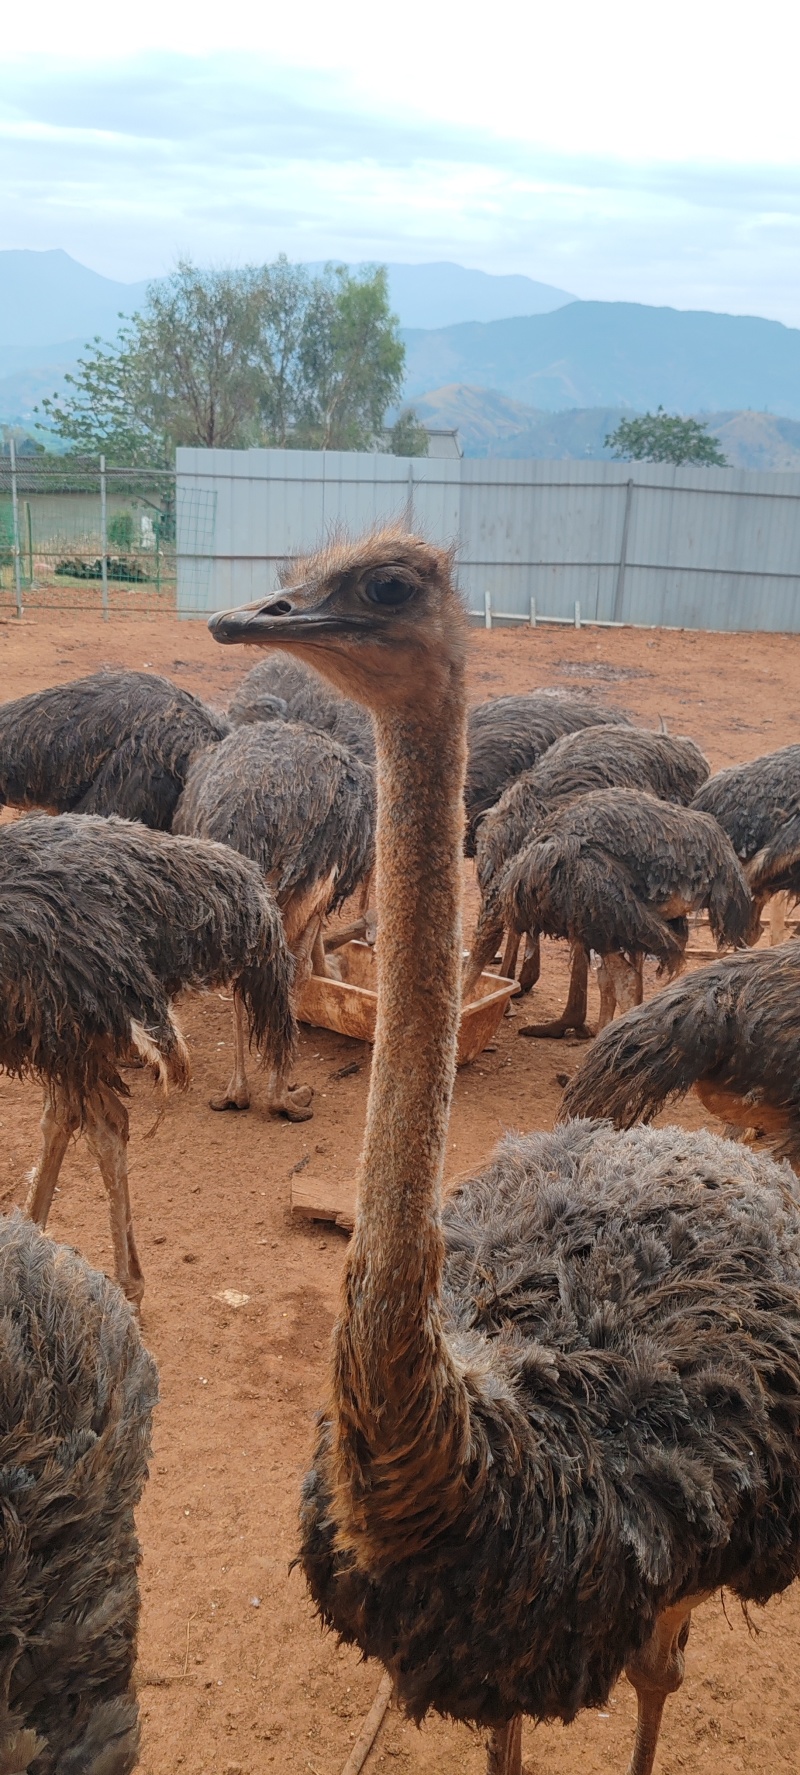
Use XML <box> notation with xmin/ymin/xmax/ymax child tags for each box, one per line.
<box><xmin>296</xmin><ymin>939</ymin><xmax>519</xmax><ymax>1065</ymax></box>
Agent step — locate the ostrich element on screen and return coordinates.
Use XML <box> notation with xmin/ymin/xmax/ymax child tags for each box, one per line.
<box><xmin>211</xmin><ymin>525</ymin><xmax>800</xmax><ymax>1775</ymax></box>
<box><xmin>464</xmin><ymin>690</ymin><xmax>630</xmax><ymax>855</ymax></box>
<box><xmin>692</xmin><ymin>743</ymin><xmax>800</xmax><ymax>942</ymax></box>
<box><xmin>0</xmin><ymin>669</ymin><xmax>229</xmax><ymax>830</ymax></box>
<box><xmin>173</xmin><ymin>720</ymin><xmax>375</xmax><ymax>1118</ymax></box>
<box><xmin>1</xmin><ymin>813</ymin><xmax>294</xmax><ymax>1303</ymax></box>
<box><xmin>228</xmin><ymin>654</ymin><xmax>375</xmax><ymax>765</ymax></box>
<box><xmin>468</xmin><ymin>786</ymin><xmax>750</xmax><ymax>1039</ymax></box>
<box><xmin>0</xmin><ymin>1213</ymin><xmax>157</xmax><ymax>1773</ymax></box>
<box><xmin>560</xmin><ymin>938</ymin><xmax>800</xmax><ymax>1164</ymax></box>
<box><xmin>465</xmin><ymin>726</ymin><xmax>710</xmax><ymax>995</ymax></box>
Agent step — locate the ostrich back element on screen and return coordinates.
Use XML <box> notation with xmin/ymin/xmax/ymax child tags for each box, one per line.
<box><xmin>228</xmin><ymin>656</ymin><xmax>375</xmax><ymax>766</ymax></box>
<box><xmin>476</xmin><ymin>727</ymin><xmax>710</xmax><ymax>892</ymax></box>
<box><xmin>0</xmin><ymin>814</ymin><xmax>294</xmax><ymax>1106</ymax></box>
<box><xmin>0</xmin><ymin>670</ymin><xmax>228</xmax><ymax>830</ymax></box>
<box><xmin>692</xmin><ymin>744</ymin><xmax>800</xmax><ymax>860</ymax></box>
<box><xmin>503</xmin><ymin>787</ymin><xmax>751</xmax><ymax>960</ymax></box>
<box><xmin>464</xmin><ymin>692</ymin><xmax>630</xmax><ymax>855</ymax></box>
<box><xmin>0</xmin><ymin>1214</ymin><xmax>157</xmax><ymax>1773</ymax></box>
<box><xmin>300</xmin><ymin>1121</ymin><xmax>800</xmax><ymax>1729</ymax></box>
<box><xmin>561</xmin><ymin>940</ymin><xmax>800</xmax><ymax>1159</ymax></box>
<box><xmin>174</xmin><ymin>721</ymin><xmax>376</xmax><ymax>912</ymax></box>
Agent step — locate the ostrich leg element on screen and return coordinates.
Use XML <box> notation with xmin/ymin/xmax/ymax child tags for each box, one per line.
<box><xmin>517</xmin><ymin>931</ymin><xmax>541</xmax><ymax>993</ymax></box>
<box><xmin>210</xmin><ymin>995</ymin><xmax>252</xmax><ymax>1111</ymax></box>
<box><xmin>520</xmin><ymin>944</ymin><xmax>590</xmax><ymax>1038</ymax></box>
<box><xmin>84</xmin><ymin>1084</ymin><xmax>144</xmax><ymax>1307</ymax></box>
<box><xmin>770</xmin><ymin>890</ymin><xmax>789</xmax><ymax>944</ymax></box>
<box><xmin>500</xmin><ymin>927</ymin><xmax>521</xmax><ymax>982</ymax></box>
<box><xmin>595</xmin><ymin>952</ymin><xmax>640</xmax><ymax>1032</ymax></box>
<box><xmin>25</xmin><ymin>1085</ymin><xmax>80</xmax><ymax>1227</ymax></box>
<box><xmin>266</xmin><ymin>913</ymin><xmax>318</xmax><ymax>1122</ymax></box>
<box><xmin>624</xmin><ymin>1600</ymin><xmax>697</xmax><ymax>1775</ymax></box>
<box><xmin>487</xmin><ymin>1717</ymin><xmax>522</xmax><ymax>1775</ymax></box>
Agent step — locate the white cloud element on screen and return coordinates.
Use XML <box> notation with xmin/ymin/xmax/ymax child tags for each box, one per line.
<box><xmin>1</xmin><ymin>48</ymin><xmax>799</xmax><ymax>322</ymax></box>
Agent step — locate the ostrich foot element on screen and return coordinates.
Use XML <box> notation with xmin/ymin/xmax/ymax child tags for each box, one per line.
<box><xmin>487</xmin><ymin>1716</ymin><xmax>522</xmax><ymax>1775</ymax></box>
<box><xmin>209</xmin><ymin>1087</ymin><xmax>251</xmax><ymax>1111</ymax></box>
<box><xmin>519</xmin><ymin>1018</ymin><xmax>592</xmax><ymax>1040</ymax></box>
<box><xmin>271</xmin><ymin>1082</ymin><xmax>315</xmax><ymax>1122</ymax></box>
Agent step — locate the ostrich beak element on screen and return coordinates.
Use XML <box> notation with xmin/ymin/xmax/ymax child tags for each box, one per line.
<box><xmin>209</xmin><ymin>584</ymin><xmax>362</xmax><ymax>647</ymax></box>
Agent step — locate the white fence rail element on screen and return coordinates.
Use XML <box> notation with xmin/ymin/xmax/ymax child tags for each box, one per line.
<box><xmin>176</xmin><ymin>448</ymin><xmax>800</xmax><ymax>633</ymax></box>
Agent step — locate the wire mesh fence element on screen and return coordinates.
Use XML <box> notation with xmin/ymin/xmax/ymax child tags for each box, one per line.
<box><xmin>0</xmin><ymin>452</ymin><xmax>215</xmax><ymax>619</ymax></box>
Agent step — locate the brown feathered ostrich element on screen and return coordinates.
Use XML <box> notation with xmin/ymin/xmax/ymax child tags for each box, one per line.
<box><xmin>561</xmin><ymin>938</ymin><xmax>800</xmax><ymax>1163</ymax></box>
<box><xmin>0</xmin><ymin>1214</ymin><xmax>157</xmax><ymax>1772</ymax></box>
<box><xmin>173</xmin><ymin>720</ymin><xmax>375</xmax><ymax>1119</ymax></box>
<box><xmin>692</xmin><ymin>743</ymin><xmax>800</xmax><ymax>942</ymax></box>
<box><xmin>465</xmin><ymin>726</ymin><xmax>710</xmax><ymax>996</ymax></box>
<box><xmin>468</xmin><ymin>787</ymin><xmax>750</xmax><ymax>1039</ymax></box>
<box><xmin>210</xmin><ymin>527</ymin><xmax>800</xmax><ymax>1775</ymax></box>
<box><xmin>1</xmin><ymin>813</ymin><xmax>294</xmax><ymax>1303</ymax></box>
<box><xmin>0</xmin><ymin>669</ymin><xmax>228</xmax><ymax>830</ymax></box>
<box><xmin>464</xmin><ymin>689</ymin><xmax>630</xmax><ymax>855</ymax></box>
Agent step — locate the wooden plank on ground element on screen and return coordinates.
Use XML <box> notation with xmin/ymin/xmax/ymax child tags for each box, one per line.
<box><xmin>291</xmin><ymin>1173</ymin><xmax>356</xmax><ymax>1233</ymax></box>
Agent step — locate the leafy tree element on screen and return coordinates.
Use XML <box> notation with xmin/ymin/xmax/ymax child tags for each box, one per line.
<box><xmin>605</xmin><ymin>407</ymin><xmax>727</xmax><ymax>466</ymax></box>
<box><xmin>39</xmin><ymin>262</ymin><xmax>266</xmax><ymax>464</ymax></box>
<box><xmin>388</xmin><ymin>408</ymin><xmax>430</xmax><ymax>457</ymax></box>
<box><xmin>39</xmin><ymin>259</ymin><xmax>406</xmax><ymax>463</ymax></box>
<box><xmin>291</xmin><ymin>266</ymin><xmax>405</xmax><ymax>450</ymax></box>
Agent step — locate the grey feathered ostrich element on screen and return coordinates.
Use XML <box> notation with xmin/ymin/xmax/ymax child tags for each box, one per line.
<box><xmin>1</xmin><ymin>813</ymin><xmax>294</xmax><ymax>1303</ymax></box>
<box><xmin>173</xmin><ymin>719</ymin><xmax>375</xmax><ymax>1119</ymax></box>
<box><xmin>210</xmin><ymin>527</ymin><xmax>800</xmax><ymax>1775</ymax></box>
<box><xmin>470</xmin><ymin>786</ymin><xmax>750</xmax><ymax>1039</ymax></box>
<box><xmin>0</xmin><ymin>1214</ymin><xmax>157</xmax><ymax>1773</ymax></box>
<box><xmin>464</xmin><ymin>689</ymin><xmax>630</xmax><ymax>855</ymax></box>
<box><xmin>229</xmin><ymin>653</ymin><xmax>375</xmax><ymax>764</ymax></box>
<box><xmin>561</xmin><ymin>938</ymin><xmax>800</xmax><ymax>1163</ymax></box>
<box><xmin>0</xmin><ymin>669</ymin><xmax>228</xmax><ymax>830</ymax></box>
<box><xmin>465</xmin><ymin>726</ymin><xmax>710</xmax><ymax>996</ymax></box>
<box><xmin>692</xmin><ymin>743</ymin><xmax>800</xmax><ymax>941</ymax></box>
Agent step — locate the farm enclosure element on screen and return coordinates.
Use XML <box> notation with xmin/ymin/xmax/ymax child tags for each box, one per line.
<box><xmin>0</xmin><ymin>605</ymin><xmax>798</xmax><ymax>1774</ymax></box>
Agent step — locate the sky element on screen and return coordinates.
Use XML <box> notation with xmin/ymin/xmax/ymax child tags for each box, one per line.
<box><xmin>2</xmin><ymin>0</ymin><xmax>800</xmax><ymax>324</ymax></box>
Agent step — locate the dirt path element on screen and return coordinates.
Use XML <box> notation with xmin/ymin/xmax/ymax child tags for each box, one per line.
<box><xmin>1</xmin><ymin>606</ymin><xmax>798</xmax><ymax>1775</ymax></box>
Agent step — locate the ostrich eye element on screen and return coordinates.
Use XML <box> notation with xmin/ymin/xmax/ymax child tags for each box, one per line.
<box><xmin>364</xmin><ymin>577</ymin><xmax>416</xmax><ymax>608</ymax></box>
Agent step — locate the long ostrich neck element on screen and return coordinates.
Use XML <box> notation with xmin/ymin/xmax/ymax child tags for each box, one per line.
<box><xmin>332</xmin><ymin>654</ymin><xmax>472</xmax><ymax>1562</ymax></box>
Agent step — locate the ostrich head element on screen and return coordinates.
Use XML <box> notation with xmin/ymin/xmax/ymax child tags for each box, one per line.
<box><xmin>209</xmin><ymin>526</ymin><xmax>466</xmax><ymax>711</ymax></box>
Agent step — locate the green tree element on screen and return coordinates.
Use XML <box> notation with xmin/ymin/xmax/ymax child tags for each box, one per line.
<box><xmin>39</xmin><ymin>259</ymin><xmax>406</xmax><ymax>463</ymax></box>
<box><xmin>39</xmin><ymin>262</ymin><xmax>266</xmax><ymax>464</ymax></box>
<box><xmin>605</xmin><ymin>407</ymin><xmax>727</xmax><ymax>466</ymax></box>
<box><xmin>388</xmin><ymin>408</ymin><xmax>430</xmax><ymax>457</ymax></box>
<box><xmin>288</xmin><ymin>265</ymin><xmax>405</xmax><ymax>450</ymax></box>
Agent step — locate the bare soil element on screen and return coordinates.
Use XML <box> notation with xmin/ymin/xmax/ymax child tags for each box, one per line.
<box><xmin>0</xmin><ymin>607</ymin><xmax>798</xmax><ymax>1775</ymax></box>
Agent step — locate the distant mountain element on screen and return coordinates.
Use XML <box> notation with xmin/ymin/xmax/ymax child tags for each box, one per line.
<box><xmin>412</xmin><ymin>386</ymin><xmax>625</xmax><ymax>458</ymax></box>
<box><xmin>364</xmin><ymin>263</ymin><xmax>574</xmax><ymax>329</ymax></box>
<box><xmin>402</xmin><ymin>302</ymin><xmax>800</xmax><ymax>419</ymax></box>
<box><xmin>0</xmin><ymin>251</ymin><xmax>149</xmax><ymax>361</ymax></box>
<box><xmin>412</xmin><ymin>385</ymin><xmax>800</xmax><ymax>471</ymax></box>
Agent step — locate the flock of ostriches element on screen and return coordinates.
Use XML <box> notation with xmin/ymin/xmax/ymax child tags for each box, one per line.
<box><xmin>1</xmin><ymin>527</ymin><xmax>799</xmax><ymax>1775</ymax></box>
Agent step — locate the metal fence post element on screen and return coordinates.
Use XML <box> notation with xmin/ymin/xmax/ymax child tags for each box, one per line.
<box><xmin>612</xmin><ymin>477</ymin><xmax>634</xmax><ymax>623</ymax></box>
<box><xmin>574</xmin><ymin>600</ymin><xmax>581</xmax><ymax>629</ymax></box>
<box><xmin>529</xmin><ymin>596</ymin><xmax>537</xmax><ymax>628</ymax></box>
<box><xmin>9</xmin><ymin>438</ymin><xmax>22</xmax><ymax>618</ymax></box>
<box><xmin>100</xmin><ymin>453</ymin><xmax>109</xmax><ymax>620</ymax></box>
<box><xmin>484</xmin><ymin>589</ymin><xmax>492</xmax><ymax>630</ymax></box>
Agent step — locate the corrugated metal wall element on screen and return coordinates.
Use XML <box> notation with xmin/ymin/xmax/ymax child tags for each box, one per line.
<box><xmin>177</xmin><ymin>448</ymin><xmax>800</xmax><ymax>632</ymax></box>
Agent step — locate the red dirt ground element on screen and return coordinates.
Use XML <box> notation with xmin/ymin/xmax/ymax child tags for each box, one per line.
<box><xmin>0</xmin><ymin>606</ymin><xmax>798</xmax><ymax>1775</ymax></box>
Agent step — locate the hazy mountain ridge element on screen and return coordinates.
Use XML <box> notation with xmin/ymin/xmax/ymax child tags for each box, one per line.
<box><xmin>413</xmin><ymin>384</ymin><xmax>800</xmax><ymax>471</ymax></box>
<box><xmin>402</xmin><ymin>302</ymin><xmax>800</xmax><ymax>419</ymax></box>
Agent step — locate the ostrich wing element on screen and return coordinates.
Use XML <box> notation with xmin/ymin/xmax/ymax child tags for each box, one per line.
<box><xmin>504</xmin><ymin>834</ymin><xmax>688</xmax><ymax>967</ymax></box>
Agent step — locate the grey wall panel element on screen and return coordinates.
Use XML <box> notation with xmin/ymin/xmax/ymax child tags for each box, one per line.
<box><xmin>177</xmin><ymin>447</ymin><xmax>800</xmax><ymax>632</ymax></box>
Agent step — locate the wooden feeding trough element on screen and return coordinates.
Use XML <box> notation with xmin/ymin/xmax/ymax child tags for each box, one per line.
<box><xmin>296</xmin><ymin>940</ymin><xmax>519</xmax><ymax>1066</ymax></box>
